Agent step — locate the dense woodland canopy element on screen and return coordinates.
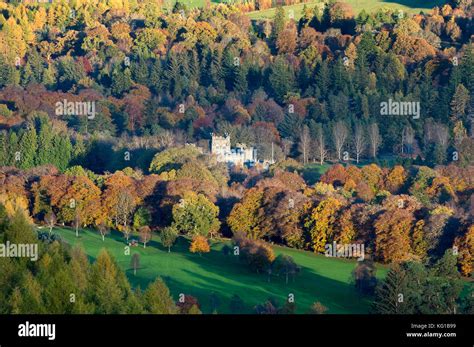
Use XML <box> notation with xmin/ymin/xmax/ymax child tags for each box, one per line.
<box><xmin>0</xmin><ymin>0</ymin><xmax>472</xmax><ymax>169</ymax></box>
<box><xmin>0</xmin><ymin>0</ymin><xmax>473</xmax><ymax>314</ymax></box>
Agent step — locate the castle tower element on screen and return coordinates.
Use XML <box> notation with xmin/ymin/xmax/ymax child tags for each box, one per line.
<box><xmin>211</xmin><ymin>134</ymin><xmax>231</xmax><ymax>157</ymax></box>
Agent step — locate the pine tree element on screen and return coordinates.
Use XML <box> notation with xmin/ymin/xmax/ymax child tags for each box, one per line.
<box><xmin>18</xmin><ymin>125</ymin><xmax>37</xmax><ymax>169</ymax></box>
<box><xmin>53</xmin><ymin>134</ymin><xmax>72</xmax><ymax>171</ymax></box>
<box><xmin>7</xmin><ymin>131</ymin><xmax>19</xmax><ymax>167</ymax></box>
<box><xmin>165</xmin><ymin>53</ymin><xmax>184</xmax><ymax>99</ymax></box>
<box><xmin>131</xmin><ymin>55</ymin><xmax>149</xmax><ymax>85</ymax></box>
<box><xmin>269</xmin><ymin>56</ymin><xmax>296</xmax><ymax>103</ymax></box>
<box><xmin>35</xmin><ymin>116</ymin><xmax>54</xmax><ymax>166</ymax></box>
<box><xmin>148</xmin><ymin>58</ymin><xmax>162</xmax><ymax>94</ymax></box>
<box><xmin>450</xmin><ymin>84</ymin><xmax>470</xmax><ymax>122</ymax></box>
<box><xmin>89</xmin><ymin>249</ymin><xmax>133</xmax><ymax>314</ymax></box>
<box><xmin>142</xmin><ymin>278</ymin><xmax>177</xmax><ymax>314</ymax></box>
<box><xmin>316</xmin><ymin>60</ymin><xmax>330</xmax><ymax>97</ymax></box>
<box><xmin>0</xmin><ymin>131</ymin><xmax>7</xmax><ymax>166</ymax></box>
<box><xmin>111</xmin><ymin>66</ymin><xmax>132</xmax><ymax>97</ymax></box>
<box><xmin>0</xmin><ymin>55</ymin><xmax>20</xmax><ymax>87</ymax></box>
<box><xmin>272</xmin><ymin>6</ymin><xmax>286</xmax><ymax>42</ymax></box>
<box><xmin>372</xmin><ymin>264</ymin><xmax>413</xmax><ymax>314</ymax></box>
<box><xmin>233</xmin><ymin>65</ymin><xmax>248</xmax><ymax>94</ymax></box>
<box><xmin>460</xmin><ymin>44</ymin><xmax>474</xmax><ymax>92</ymax></box>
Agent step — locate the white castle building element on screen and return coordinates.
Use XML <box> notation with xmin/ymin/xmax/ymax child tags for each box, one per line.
<box><xmin>210</xmin><ymin>134</ymin><xmax>257</xmax><ymax>167</ymax></box>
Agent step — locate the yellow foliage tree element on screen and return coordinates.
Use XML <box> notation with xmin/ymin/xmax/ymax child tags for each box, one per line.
<box><xmin>189</xmin><ymin>235</ymin><xmax>210</xmax><ymax>256</ymax></box>
<box><xmin>305</xmin><ymin>197</ymin><xmax>343</xmax><ymax>253</ymax></box>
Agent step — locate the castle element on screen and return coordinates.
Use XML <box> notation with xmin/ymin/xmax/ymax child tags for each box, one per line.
<box><xmin>210</xmin><ymin>134</ymin><xmax>256</xmax><ymax>167</ymax></box>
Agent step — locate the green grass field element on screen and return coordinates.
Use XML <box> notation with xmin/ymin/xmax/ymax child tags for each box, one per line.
<box><xmin>162</xmin><ymin>0</ymin><xmax>224</xmax><ymax>10</ymax></box>
<box><xmin>247</xmin><ymin>0</ymin><xmax>448</xmax><ymax>20</ymax></box>
<box><xmin>49</xmin><ymin>226</ymin><xmax>388</xmax><ymax>314</ymax></box>
<box><xmin>301</xmin><ymin>163</ymin><xmax>332</xmax><ymax>185</ymax></box>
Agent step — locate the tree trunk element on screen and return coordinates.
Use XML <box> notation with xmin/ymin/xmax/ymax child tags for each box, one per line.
<box><xmin>102</xmin><ymin>234</ymin><xmax>105</xmax><ymax>241</ymax></box>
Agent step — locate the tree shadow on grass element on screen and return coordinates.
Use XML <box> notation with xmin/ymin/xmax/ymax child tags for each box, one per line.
<box><xmin>128</xmin><ymin>243</ymin><xmax>372</xmax><ymax>314</ymax></box>
<box><xmin>381</xmin><ymin>0</ymin><xmax>447</xmax><ymax>11</ymax></box>
<box><xmin>170</xmin><ymin>264</ymin><xmax>370</xmax><ymax>314</ymax></box>
<box><xmin>58</xmin><ymin>227</ymin><xmax>372</xmax><ymax>314</ymax></box>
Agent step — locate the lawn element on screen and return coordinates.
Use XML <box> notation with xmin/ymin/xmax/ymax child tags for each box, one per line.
<box><xmin>301</xmin><ymin>162</ymin><xmax>332</xmax><ymax>185</ymax></box>
<box><xmin>246</xmin><ymin>0</ymin><xmax>448</xmax><ymax>20</ymax></box>
<box><xmin>162</xmin><ymin>0</ymin><xmax>225</xmax><ymax>10</ymax></box>
<box><xmin>49</xmin><ymin>226</ymin><xmax>388</xmax><ymax>314</ymax></box>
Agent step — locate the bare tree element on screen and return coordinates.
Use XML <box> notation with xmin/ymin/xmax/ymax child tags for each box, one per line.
<box><xmin>97</xmin><ymin>222</ymin><xmax>110</xmax><ymax>242</ymax></box>
<box><xmin>298</xmin><ymin>125</ymin><xmax>311</xmax><ymax>164</ymax></box>
<box><xmin>313</xmin><ymin>124</ymin><xmax>328</xmax><ymax>165</ymax></box>
<box><xmin>401</xmin><ymin>126</ymin><xmax>415</xmax><ymax>155</ymax></box>
<box><xmin>353</xmin><ymin>123</ymin><xmax>367</xmax><ymax>164</ymax></box>
<box><xmin>368</xmin><ymin>123</ymin><xmax>381</xmax><ymax>158</ymax></box>
<box><xmin>130</xmin><ymin>253</ymin><xmax>140</xmax><ymax>276</ymax></box>
<box><xmin>74</xmin><ymin>209</ymin><xmax>82</xmax><ymax>238</ymax></box>
<box><xmin>157</xmin><ymin>130</ymin><xmax>175</xmax><ymax>149</ymax></box>
<box><xmin>433</xmin><ymin>123</ymin><xmax>450</xmax><ymax>150</ymax></box>
<box><xmin>281</xmin><ymin>138</ymin><xmax>293</xmax><ymax>157</ymax></box>
<box><xmin>44</xmin><ymin>211</ymin><xmax>56</xmax><ymax>235</ymax></box>
<box><xmin>139</xmin><ymin>226</ymin><xmax>152</xmax><ymax>248</ymax></box>
<box><xmin>332</xmin><ymin>121</ymin><xmax>349</xmax><ymax>161</ymax></box>
<box><xmin>423</xmin><ymin>119</ymin><xmax>435</xmax><ymax>147</ymax></box>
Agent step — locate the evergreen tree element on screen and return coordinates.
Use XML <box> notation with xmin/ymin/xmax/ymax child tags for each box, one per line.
<box><xmin>148</xmin><ymin>58</ymin><xmax>163</xmax><ymax>94</ymax></box>
<box><xmin>272</xmin><ymin>7</ymin><xmax>286</xmax><ymax>42</ymax></box>
<box><xmin>35</xmin><ymin>116</ymin><xmax>54</xmax><ymax>167</ymax></box>
<box><xmin>142</xmin><ymin>278</ymin><xmax>177</xmax><ymax>314</ymax></box>
<box><xmin>269</xmin><ymin>56</ymin><xmax>296</xmax><ymax>103</ymax></box>
<box><xmin>0</xmin><ymin>131</ymin><xmax>7</xmax><ymax>166</ymax></box>
<box><xmin>131</xmin><ymin>55</ymin><xmax>149</xmax><ymax>85</ymax></box>
<box><xmin>165</xmin><ymin>53</ymin><xmax>184</xmax><ymax>99</ymax></box>
<box><xmin>18</xmin><ymin>125</ymin><xmax>37</xmax><ymax>169</ymax></box>
<box><xmin>111</xmin><ymin>66</ymin><xmax>132</xmax><ymax>97</ymax></box>
<box><xmin>7</xmin><ymin>131</ymin><xmax>19</xmax><ymax>167</ymax></box>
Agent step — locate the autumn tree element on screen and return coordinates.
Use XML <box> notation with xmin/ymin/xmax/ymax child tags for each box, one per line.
<box><xmin>305</xmin><ymin>197</ymin><xmax>343</xmax><ymax>253</ymax></box>
<box><xmin>374</xmin><ymin>207</ymin><xmax>415</xmax><ymax>263</ymax></box>
<box><xmin>455</xmin><ymin>225</ymin><xmax>474</xmax><ymax>277</ymax></box>
<box><xmin>228</xmin><ymin>187</ymin><xmax>264</xmax><ymax>240</ymax></box>
<box><xmin>353</xmin><ymin>260</ymin><xmax>377</xmax><ymax>295</ymax></box>
<box><xmin>189</xmin><ymin>235</ymin><xmax>210</xmax><ymax>256</ymax></box>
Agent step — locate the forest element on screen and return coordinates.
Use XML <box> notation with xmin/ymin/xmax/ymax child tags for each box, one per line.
<box><xmin>0</xmin><ymin>0</ymin><xmax>473</xmax><ymax>314</ymax></box>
